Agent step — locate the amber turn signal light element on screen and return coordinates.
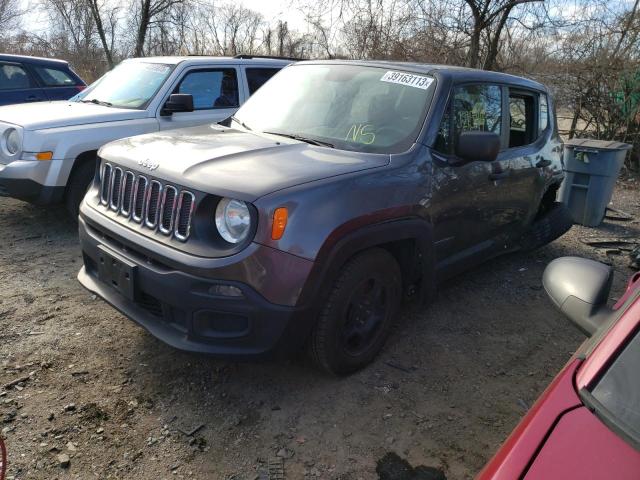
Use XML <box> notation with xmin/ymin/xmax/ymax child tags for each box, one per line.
<box><xmin>36</xmin><ymin>151</ymin><xmax>53</xmax><ymax>161</ymax></box>
<box><xmin>272</xmin><ymin>207</ymin><xmax>288</xmax><ymax>240</ymax></box>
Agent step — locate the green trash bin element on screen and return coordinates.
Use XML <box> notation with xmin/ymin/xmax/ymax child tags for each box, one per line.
<box><xmin>558</xmin><ymin>138</ymin><xmax>632</xmax><ymax>227</ymax></box>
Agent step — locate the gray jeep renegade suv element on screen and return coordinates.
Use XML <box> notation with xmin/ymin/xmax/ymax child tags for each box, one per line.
<box><xmin>77</xmin><ymin>61</ymin><xmax>572</xmax><ymax>374</ymax></box>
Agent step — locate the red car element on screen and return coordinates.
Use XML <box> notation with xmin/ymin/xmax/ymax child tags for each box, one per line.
<box><xmin>479</xmin><ymin>257</ymin><xmax>640</xmax><ymax>479</ymax></box>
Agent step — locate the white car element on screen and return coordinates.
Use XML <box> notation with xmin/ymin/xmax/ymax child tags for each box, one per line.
<box><xmin>0</xmin><ymin>55</ymin><xmax>291</xmax><ymax>216</ymax></box>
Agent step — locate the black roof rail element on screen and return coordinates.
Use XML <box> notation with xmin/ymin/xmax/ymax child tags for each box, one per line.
<box><xmin>233</xmin><ymin>54</ymin><xmax>303</xmax><ymax>61</ymax></box>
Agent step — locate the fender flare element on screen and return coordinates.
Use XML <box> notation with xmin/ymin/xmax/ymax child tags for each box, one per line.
<box><xmin>297</xmin><ymin>217</ymin><xmax>436</xmax><ymax>310</ymax></box>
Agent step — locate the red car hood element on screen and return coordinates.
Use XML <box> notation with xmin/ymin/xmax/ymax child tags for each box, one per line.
<box><xmin>524</xmin><ymin>406</ymin><xmax>640</xmax><ymax>479</ymax></box>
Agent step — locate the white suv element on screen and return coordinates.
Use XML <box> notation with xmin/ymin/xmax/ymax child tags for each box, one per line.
<box><xmin>0</xmin><ymin>55</ymin><xmax>291</xmax><ymax>216</ymax></box>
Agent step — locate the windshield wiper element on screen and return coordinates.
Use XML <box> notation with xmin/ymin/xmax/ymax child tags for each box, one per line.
<box><xmin>80</xmin><ymin>99</ymin><xmax>113</xmax><ymax>107</ymax></box>
<box><xmin>263</xmin><ymin>131</ymin><xmax>335</xmax><ymax>148</ymax></box>
<box><xmin>230</xmin><ymin>115</ymin><xmax>252</xmax><ymax>131</ymax></box>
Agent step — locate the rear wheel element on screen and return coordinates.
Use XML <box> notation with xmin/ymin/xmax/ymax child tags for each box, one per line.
<box><xmin>309</xmin><ymin>248</ymin><xmax>402</xmax><ymax>375</ymax></box>
<box><xmin>65</xmin><ymin>160</ymin><xmax>96</xmax><ymax>219</ymax></box>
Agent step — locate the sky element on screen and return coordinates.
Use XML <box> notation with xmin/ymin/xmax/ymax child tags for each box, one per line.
<box><xmin>18</xmin><ymin>0</ymin><xmax>639</xmax><ymax>37</ymax></box>
<box><xmin>20</xmin><ymin>0</ymin><xmax>310</xmax><ymax>35</ymax></box>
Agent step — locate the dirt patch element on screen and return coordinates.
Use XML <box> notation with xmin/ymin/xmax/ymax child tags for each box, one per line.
<box><xmin>0</xmin><ymin>178</ymin><xmax>638</xmax><ymax>479</ymax></box>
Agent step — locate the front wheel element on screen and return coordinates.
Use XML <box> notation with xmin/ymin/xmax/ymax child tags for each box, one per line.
<box><xmin>65</xmin><ymin>160</ymin><xmax>96</xmax><ymax>219</ymax></box>
<box><xmin>309</xmin><ymin>248</ymin><xmax>402</xmax><ymax>375</ymax></box>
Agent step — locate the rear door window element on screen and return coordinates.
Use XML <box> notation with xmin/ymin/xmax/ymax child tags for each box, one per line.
<box><xmin>246</xmin><ymin>68</ymin><xmax>281</xmax><ymax>95</ymax></box>
<box><xmin>435</xmin><ymin>84</ymin><xmax>502</xmax><ymax>154</ymax></box>
<box><xmin>33</xmin><ymin>66</ymin><xmax>76</xmax><ymax>87</ymax></box>
<box><xmin>175</xmin><ymin>69</ymin><xmax>239</xmax><ymax>110</ymax></box>
<box><xmin>0</xmin><ymin>63</ymin><xmax>33</xmax><ymax>90</ymax></box>
<box><xmin>508</xmin><ymin>91</ymin><xmax>536</xmax><ymax>148</ymax></box>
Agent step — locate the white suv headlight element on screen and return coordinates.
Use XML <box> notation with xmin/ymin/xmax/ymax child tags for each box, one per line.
<box><xmin>3</xmin><ymin>128</ymin><xmax>21</xmax><ymax>156</ymax></box>
<box><xmin>215</xmin><ymin>197</ymin><xmax>251</xmax><ymax>244</ymax></box>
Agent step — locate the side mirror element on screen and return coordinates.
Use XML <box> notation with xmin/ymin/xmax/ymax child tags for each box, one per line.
<box><xmin>162</xmin><ymin>94</ymin><xmax>194</xmax><ymax>115</ymax></box>
<box><xmin>543</xmin><ymin>257</ymin><xmax>613</xmax><ymax>336</ymax></box>
<box><xmin>455</xmin><ymin>131</ymin><xmax>500</xmax><ymax>164</ymax></box>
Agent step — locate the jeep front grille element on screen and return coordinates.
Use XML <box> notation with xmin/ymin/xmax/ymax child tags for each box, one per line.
<box><xmin>99</xmin><ymin>162</ymin><xmax>196</xmax><ymax>241</ymax></box>
<box><xmin>132</xmin><ymin>176</ymin><xmax>147</xmax><ymax>222</ymax></box>
<box><xmin>121</xmin><ymin>171</ymin><xmax>135</xmax><ymax>216</ymax></box>
<box><xmin>159</xmin><ymin>185</ymin><xmax>178</xmax><ymax>234</ymax></box>
<box><xmin>144</xmin><ymin>180</ymin><xmax>162</xmax><ymax>228</ymax></box>
<box><xmin>109</xmin><ymin>167</ymin><xmax>123</xmax><ymax>211</ymax></box>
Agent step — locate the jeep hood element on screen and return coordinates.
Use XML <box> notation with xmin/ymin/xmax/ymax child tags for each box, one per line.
<box><xmin>99</xmin><ymin>124</ymin><xmax>390</xmax><ymax>201</ymax></box>
<box><xmin>0</xmin><ymin>101</ymin><xmax>145</xmax><ymax>130</ymax></box>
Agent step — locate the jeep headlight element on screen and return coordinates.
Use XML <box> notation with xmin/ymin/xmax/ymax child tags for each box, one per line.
<box><xmin>4</xmin><ymin>128</ymin><xmax>21</xmax><ymax>156</ymax></box>
<box><xmin>215</xmin><ymin>197</ymin><xmax>251</xmax><ymax>244</ymax></box>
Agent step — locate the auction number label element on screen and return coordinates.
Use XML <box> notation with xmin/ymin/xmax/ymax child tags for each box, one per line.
<box><xmin>380</xmin><ymin>71</ymin><xmax>433</xmax><ymax>90</ymax></box>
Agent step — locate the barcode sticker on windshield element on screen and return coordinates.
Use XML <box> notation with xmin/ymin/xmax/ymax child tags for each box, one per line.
<box><xmin>380</xmin><ymin>71</ymin><xmax>433</xmax><ymax>90</ymax></box>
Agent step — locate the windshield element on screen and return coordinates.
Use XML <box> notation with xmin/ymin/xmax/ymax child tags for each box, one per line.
<box><xmin>589</xmin><ymin>326</ymin><xmax>640</xmax><ymax>446</ymax></box>
<box><xmin>76</xmin><ymin>62</ymin><xmax>174</xmax><ymax>109</ymax></box>
<box><xmin>232</xmin><ymin>64</ymin><xmax>435</xmax><ymax>153</ymax></box>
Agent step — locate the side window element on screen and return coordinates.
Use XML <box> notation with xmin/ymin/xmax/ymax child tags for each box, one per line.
<box><xmin>175</xmin><ymin>69</ymin><xmax>239</xmax><ymax>110</ymax></box>
<box><xmin>539</xmin><ymin>94</ymin><xmax>549</xmax><ymax>132</ymax></box>
<box><xmin>0</xmin><ymin>63</ymin><xmax>33</xmax><ymax>90</ymax></box>
<box><xmin>246</xmin><ymin>68</ymin><xmax>281</xmax><ymax>95</ymax></box>
<box><xmin>33</xmin><ymin>66</ymin><xmax>75</xmax><ymax>87</ymax></box>
<box><xmin>435</xmin><ymin>84</ymin><xmax>502</xmax><ymax>155</ymax></box>
<box><xmin>508</xmin><ymin>91</ymin><xmax>535</xmax><ymax>148</ymax></box>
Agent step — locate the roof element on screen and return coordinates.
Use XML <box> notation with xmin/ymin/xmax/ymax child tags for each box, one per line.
<box><xmin>0</xmin><ymin>53</ymin><xmax>69</xmax><ymax>66</ymax></box>
<box><xmin>123</xmin><ymin>56</ymin><xmax>293</xmax><ymax>66</ymax></box>
<box><xmin>297</xmin><ymin>59</ymin><xmax>548</xmax><ymax>92</ymax></box>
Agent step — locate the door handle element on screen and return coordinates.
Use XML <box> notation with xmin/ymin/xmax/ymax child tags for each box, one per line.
<box><xmin>489</xmin><ymin>171</ymin><xmax>510</xmax><ymax>181</ymax></box>
<box><xmin>535</xmin><ymin>158</ymin><xmax>552</xmax><ymax>168</ymax></box>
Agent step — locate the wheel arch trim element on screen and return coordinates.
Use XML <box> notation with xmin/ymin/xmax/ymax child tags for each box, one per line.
<box><xmin>297</xmin><ymin>217</ymin><xmax>436</xmax><ymax>309</ymax></box>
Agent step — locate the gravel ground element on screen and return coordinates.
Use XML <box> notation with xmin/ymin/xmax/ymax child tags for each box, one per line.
<box><xmin>0</xmin><ymin>178</ymin><xmax>638</xmax><ymax>480</ymax></box>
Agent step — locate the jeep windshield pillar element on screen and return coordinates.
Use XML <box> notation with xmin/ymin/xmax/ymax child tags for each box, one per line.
<box><xmin>77</xmin><ymin>61</ymin><xmax>571</xmax><ymax>374</ymax></box>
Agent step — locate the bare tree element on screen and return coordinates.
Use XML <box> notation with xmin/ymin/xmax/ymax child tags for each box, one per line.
<box><xmin>0</xmin><ymin>0</ymin><xmax>22</xmax><ymax>44</ymax></box>
<box><xmin>461</xmin><ymin>0</ymin><xmax>543</xmax><ymax>68</ymax></box>
<box><xmin>86</xmin><ymin>0</ymin><xmax>119</xmax><ymax>68</ymax></box>
<box><xmin>134</xmin><ymin>0</ymin><xmax>186</xmax><ymax>57</ymax></box>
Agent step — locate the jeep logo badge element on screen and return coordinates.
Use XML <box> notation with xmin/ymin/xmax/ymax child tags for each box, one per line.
<box><xmin>138</xmin><ymin>159</ymin><xmax>159</xmax><ymax>171</ymax></box>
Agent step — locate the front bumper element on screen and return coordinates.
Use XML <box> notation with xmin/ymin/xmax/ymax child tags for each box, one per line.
<box><xmin>0</xmin><ymin>160</ymin><xmax>65</xmax><ymax>204</ymax></box>
<box><xmin>77</xmin><ymin>208</ymin><xmax>317</xmax><ymax>358</ymax></box>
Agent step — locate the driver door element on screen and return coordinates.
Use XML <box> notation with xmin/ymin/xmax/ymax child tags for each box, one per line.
<box><xmin>431</xmin><ymin>83</ymin><xmax>512</xmax><ymax>266</ymax></box>
<box><xmin>157</xmin><ymin>67</ymin><xmax>243</xmax><ymax>131</ymax></box>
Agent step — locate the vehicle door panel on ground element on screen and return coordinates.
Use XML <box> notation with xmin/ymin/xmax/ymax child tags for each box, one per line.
<box><xmin>431</xmin><ymin>83</ymin><xmax>509</xmax><ymax>262</ymax></box>
<box><xmin>158</xmin><ymin>67</ymin><xmax>242</xmax><ymax>130</ymax></box>
<box><xmin>0</xmin><ymin>62</ymin><xmax>47</xmax><ymax>106</ymax></box>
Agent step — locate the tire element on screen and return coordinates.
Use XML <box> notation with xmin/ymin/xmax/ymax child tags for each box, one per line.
<box><xmin>65</xmin><ymin>160</ymin><xmax>96</xmax><ymax>219</ymax></box>
<box><xmin>309</xmin><ymin>248</ymin><xmax>402</xmax><ymax>375</ymax></box>
<box><xmin>521</xmin><ymin>201</ymin><xmax>573</xmax><ymax>251</ymax></box>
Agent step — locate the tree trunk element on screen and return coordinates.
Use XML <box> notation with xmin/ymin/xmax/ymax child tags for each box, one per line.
<box><xmin>87</xmin><ymin>0</ymin><xmax>114</xmax><ymax>68</ymax></box>
<box><xmin>467</xmin><ymin>25</ymin><xmax>481</xmax><ymax>68</ymax></box>
<box><xmin>568</xmin><ymin>102</ymin><xmax>581</xmax><ymax>140</ymax></box>
<box><xmin>135</xmin><ymin>0</ymin><xmax>151</xmax><ymax>57</ymax></box>
<box><xmin>482</xmin><ymin>5</ymin><xmax>512</xmax><ymax>70</ymax></box>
